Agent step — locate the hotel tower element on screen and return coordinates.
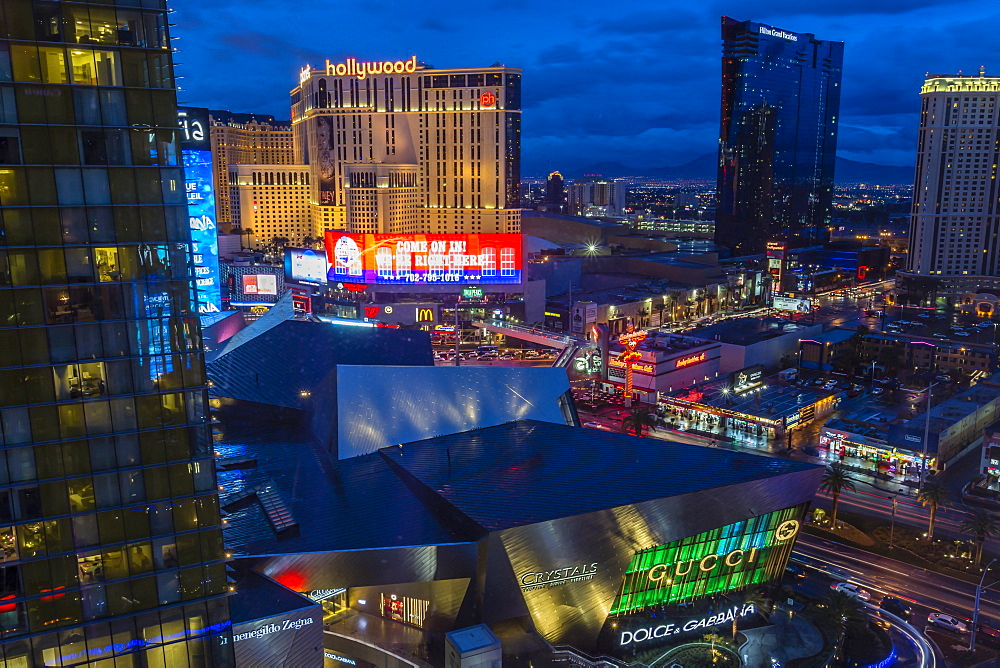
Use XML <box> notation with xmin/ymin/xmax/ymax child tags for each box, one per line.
<box><xmin>291</xmin><ymin>56</ymin><xmax>522</xmax><ymax>235</ymax></box>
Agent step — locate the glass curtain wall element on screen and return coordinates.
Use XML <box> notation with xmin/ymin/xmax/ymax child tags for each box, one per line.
<box><xmin>0</xmin><ymin>1</ymin><xmax>231</xmax><ymax>665</ymax></box>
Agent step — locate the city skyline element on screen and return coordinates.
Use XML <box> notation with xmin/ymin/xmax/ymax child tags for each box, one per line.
<box><xmin>172</xmin><ymin>0</ymin><xmax>996</xmax><ymax>174</ymax></box>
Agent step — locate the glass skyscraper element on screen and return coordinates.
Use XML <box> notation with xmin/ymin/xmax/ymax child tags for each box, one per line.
<box><xmin>716</xmin><ymin>17</ymin><xmax>843</xmax><ymax>255</ymax></box>
<box><xmin>0</xmin><ymin>1</ymin><xmax>231</xmax><ymax>665</ymax></box>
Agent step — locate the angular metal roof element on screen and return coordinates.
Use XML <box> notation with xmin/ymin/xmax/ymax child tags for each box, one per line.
<box><xmin>385</xmin><ymin>420</ymin><xmax>820</xmax><ymax>531</ymax></box>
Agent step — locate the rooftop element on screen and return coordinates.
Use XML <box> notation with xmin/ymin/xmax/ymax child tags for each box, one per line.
<box><xmin>688</xmin><ymin>316</ymin><xmax>821</xmax><ymax>346</ymax></box>
<box><xmin>220</xmin><ymin>420</ymin><xmax>819</xmax><ymax>554</ymax></box>
<box><xmin>667</xmin><ymin>379</ymin><xmax>835</xmax><ymax>422</ymax></box>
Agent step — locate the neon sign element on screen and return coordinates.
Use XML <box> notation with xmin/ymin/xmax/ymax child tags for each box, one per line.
<box><xmin>479</xmin><ymin>91</ymin><xmax>497</xmax><ymax>107</ymax></box>
<box><xmin>675</xmin><ymin>352</ymin><xmax>707</xmax><ymax>368</ymax></box>
<box><xmin>619</xmin><ymin>604</ymin><xmax>757</xmax><ymax>646</ymax></box>
<box><xmin>610</xmin><ymin>506</ymin><xmax>805</xmax><ymax>613</ymax></box>
<box><xmin>608</xmin><ymin>358</ymin><xmax>654</xmax><ymax>373</ymax></box>
<box><xmin>322</xmin><ymin>56</ymin><xmax>418</xmax><ymax>80</ymax></box>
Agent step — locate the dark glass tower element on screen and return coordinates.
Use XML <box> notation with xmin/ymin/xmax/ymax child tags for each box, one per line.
<box><xmin>0</xmin><ymin>2</ymin><xmax>231</xmax><ymax>665</ymax></box>
<box><xmin>716</xmin><ymin>17</ymin><xmax>843</xmax><ymax>255</ymax></box>
<box><xmin>545</xmin><ymin>170</ymin><xmax>565</xmax><ymax>213</ymax></box>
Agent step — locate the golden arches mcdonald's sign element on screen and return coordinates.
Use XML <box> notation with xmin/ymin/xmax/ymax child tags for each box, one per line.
<box><xmin>416</xmin><ymin>308</ymin><xmax>435</xmax><ymax>322</ymax></box>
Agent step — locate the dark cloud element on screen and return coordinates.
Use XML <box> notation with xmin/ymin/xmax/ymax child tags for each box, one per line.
<box><xmin>170</xmin><ymin>0</ymin><xmax>997</xmax><ymax>174</ymax></box>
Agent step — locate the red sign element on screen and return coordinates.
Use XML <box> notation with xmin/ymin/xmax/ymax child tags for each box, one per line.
<box><xmin>325</xmin><ymin>232</ymin><xmax>523</xmax><ymax>285</ymax></box>
<box><xmin>479</xmin><ymin>91</ymin><xmax>497</xmax><ymax>107</ymax></box>
<box><xmin>363</xmin><ymin>306</ymin><xmax>379</xmax><ymax>318</ymax></box>
<box><xmin>675</xmin><ymin>352</ymin><xmax>707</xmax><ymax>369</ymax></box>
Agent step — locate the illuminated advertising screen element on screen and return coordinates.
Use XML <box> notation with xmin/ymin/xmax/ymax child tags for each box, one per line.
<box><xmin>730</xmin><ymin>364</ymin><xmax>764</xmax><ymax>394</ymax></box>
<box><xmin>772</xmin><ymin>296</ymin><xmax>812</xmax><ymax>312</ymax></box>
<box><xmin>183</xmin><ymin>150</ymin><xmax>221</xmax><ymax>313</ymax></box>
<box><xmin>242</xmin><ymin>274</ymin><xmax>278</xmax><ymax>296</ymax></box>
<box><xmin>284</xmin><ymin>248</ymin><xmax>329</xmax><ymax>286</ymax></box>
<box><xmin>178</xmin><ymin>107</ymin><xmax>220</xmax><ymax>314</ymax></box>
<box><xmin>324</xmin><ymin>232</ymin><xmax>523</xmax><ymax>285</ymax></box>
<box><xmin>609</xmin><ymin>504</ymin><xmax>806</xmax><ymax>614</ymax></box>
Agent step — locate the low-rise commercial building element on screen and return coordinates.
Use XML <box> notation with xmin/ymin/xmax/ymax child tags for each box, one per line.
<box><xmin>820</xmin><ymin>408</ymin><xmax>928</xmax><ymax>480</ymax></box>
<box><xmin>602</xmin><ymin>331</ymin><xmax>724</xmax><ymax>400</ymax></box>
<box><xmin>661</xmin><ymin>368</ymin><xmax>838</xmax><ymax>441</ymax></box>
<box><xmin>887</xmin><ymin>374</ymin><xmax>1000</xmax><ymax>468</ymax></box>
<box><xmin>688</xmin><ymin>317</ymin><xmax>825</xmax><ymax>374</ymax></box>
<box><xmin>862</xmin><ymin>332</ymin><xmax>996</xmax><ymax>377</ymax></box>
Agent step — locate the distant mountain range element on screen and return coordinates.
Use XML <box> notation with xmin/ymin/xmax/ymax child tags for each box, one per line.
<box><xmin>541</xmin><ymin>154</ymin><xmax>914</xmax><ymax>185</ymax></box>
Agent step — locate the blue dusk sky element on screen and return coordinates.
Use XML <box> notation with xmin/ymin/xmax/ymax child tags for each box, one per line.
<box><xmin>172</xmin><ymin>0</ymin><xmax>996</xmax><ymax>175</ymax></box>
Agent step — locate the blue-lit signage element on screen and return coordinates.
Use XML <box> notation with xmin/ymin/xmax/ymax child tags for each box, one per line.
<box><xmin>183</xmin><ymin>149</ymin><xmax>221</xmax><ymax>313</ymax></box>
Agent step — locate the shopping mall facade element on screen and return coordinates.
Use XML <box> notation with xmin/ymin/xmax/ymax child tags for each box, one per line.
<box><xmin>220</xmin><ymin>418</ymin><xmax>822</xmax><ymax>663</ymax></box>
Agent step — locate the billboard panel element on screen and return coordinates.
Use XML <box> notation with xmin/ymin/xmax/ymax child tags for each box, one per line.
<box><xmin>609</xmin><ymin>504</ymin><xmax>805</xmax><ymax>613</ymax></box>
<box><xmin>242</xmin><ymin>274</ymin><xmax>278</xmax><ymax>295</ymax></box>
<box><xmin>284</xmin><ymin>247</ymin><xmax>329</xmax><ymax>286</ymax></box>
<box><xmin>324</xmin><ymin>232</ymin><xmax>523</xmax><ymax>285</ymax></box>
<box><xmin>730</xmin><ymin>364</ymin><xmax>764</xmax><ymax>394</ymax></box>
<box><xmin>182</xmin><ymin>149</ymin><xmax>221</xmax><ymax>314</ymax></box>
<box><xmin>772</xmin><ymin>296</ymin><xmax>812</xmax><ymax>312</ymax></box>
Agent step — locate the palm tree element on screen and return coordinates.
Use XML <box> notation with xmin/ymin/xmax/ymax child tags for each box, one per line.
<box><xmin>622</xmin><ymin>407</ymin><xmax>657</xmax><ymax>437</ymax></box>
<box><xmin>961</xmin><ymin>508</ymin><xmax>1000</xmax><ymax>566</ymax></box>
<box><xmin>819</xmin><ymin>463</ymin><xmax>856</xmax><ymax>529</ymax></box>
<box><xmin>813</xmin><ymin>590</ymin><xmax>867</xmax><ymax>660</ymax></box>
<box><xmin>916</xmin><ymin>482</ymin><xmax>949</xmax><ymax>539</ymax></box>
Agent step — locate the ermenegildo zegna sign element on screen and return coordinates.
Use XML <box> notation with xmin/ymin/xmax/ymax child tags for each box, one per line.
<box><xmin>232</xmin><ymin>607</ymin><xmax>323</xmax><ymax>667</ymax></box>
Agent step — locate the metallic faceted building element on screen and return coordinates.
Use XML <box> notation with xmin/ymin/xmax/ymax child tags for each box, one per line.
<box><xmin>0</xmin><ymin>1</ymin><xmax>230</xmax><ymax>665</ymax></box>
<box><xmin>716</xmin><ymin>17</ymin><xmax>844</xmax><ymax>255</ymax></box>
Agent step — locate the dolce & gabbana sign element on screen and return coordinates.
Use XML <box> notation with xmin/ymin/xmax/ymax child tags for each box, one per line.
<box><xmin>619</xmin><ymin>604</ymin><xmax>757</xmax><ymax>646</ymax></box>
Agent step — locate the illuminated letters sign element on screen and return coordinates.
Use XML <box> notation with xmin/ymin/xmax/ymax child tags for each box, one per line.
<box><xmin>462</xmin><ymin>286</ymin><xmax>485</xmax><ymax>300</ymax></box>
<box><xmin>479</xmin><ymin>91</ymin><xmax>497</xmax><ymax>107</ymax></box>
<box><xmin>610</xmin><ymin>505</ymin><xmax>805</xmax><ymax>613</ymax></box>
<box><xmin>416</xmin><ymin>308</ymin><xmax>434</xmax><ymax>322</ymax></box>
<box><xmin>619</xmin><ymin>604</ymin><xmax>757</xmax><ymax>646</ymax></box>
<box><xmin>307</xmin><ymin>588</ymin><xmax>345</xmax><ymax>602</ymax></box>
<box><xmin>675</xmin><ymin>352</ymin><xmax>707</xmax><ymax>369</ymax></box>
<box><xmin>325</xmin><ymin>232</ymin><xmax>523</xmax><ymax>285</ymax></box>
<box><xmin>759</xmin><ymin>25</ymin><xmax>798</xmax><ymax>41</ymax></box>
<box><xmin>232</xmin><ymin>616</ymin><xmax>314</xmax><ymax>642</ymax></box>
<box><xmin>323</xmin><ymin>56</ymin><xmax>418</xmax><ymax>80</ymax></box>
<box><xmin>518</xmin><ymin>563</ymin><xmax>599</xmax><ymax>591</ymax></box>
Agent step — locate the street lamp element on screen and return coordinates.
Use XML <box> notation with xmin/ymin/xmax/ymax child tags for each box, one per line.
<box><xmin>918</xmin><ymin>382</ymin><xmax>938</xmax><ymax>492</ymax></box>
<box><xmin>969</xmin><ymin>557</ymin><xmax>998</xmax><ymax>652</ymax></box>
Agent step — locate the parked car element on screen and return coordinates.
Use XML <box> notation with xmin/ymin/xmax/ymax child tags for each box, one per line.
<box><xmin>871</xmin><ymin>387</ymin><xmax>885</xmax><ymax>396</ymax></box>
<box><xmin>831</xmin><ymin>582</ymin><xmax>871</xmax><ymax>602</ymax></box>
<box><xmin>823</xmin><ymin>381</ymin><xmax>838</xmax><ymax>390</ymax></box>
<box><xmin>928</xmin><ymin>612</ymin><xmax>969</xmax><ymax>633</ymax></box>
<box><xmin>935</xmin><ymin>375</ymin><xmax>953</xmax><ymax>382</ymax></box>
<box><xmin>879</xmin><ymin>596</ymin><xmax>912</xmax><ymax>620</ymax></box>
